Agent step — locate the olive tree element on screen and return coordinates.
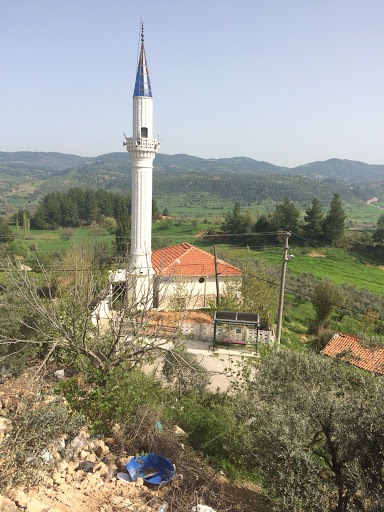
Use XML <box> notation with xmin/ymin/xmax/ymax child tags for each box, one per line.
<box><xmin>233</xmin><ymin>350</ymin><xmax>384</xmax><ymax>512</ymax></box>
<box><xmin>311</xmin><ymin>279</ymin><xmax>346</xmax><ymax>333</ymax></box>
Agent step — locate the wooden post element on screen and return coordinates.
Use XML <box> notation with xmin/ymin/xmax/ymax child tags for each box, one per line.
<box><xmin>214</xmin><ymin>245</ymin><xmax>220</xmax><ymax>307</ymax></box>
<box><xmin>276</xmin><ymin>232</ymin><xmax>291</xmax><ymax>344</ymax></box>
<box><xmin>213</xmin><ymin>320</ymin><xmax>217</xmax><ymax>351</ymax></box>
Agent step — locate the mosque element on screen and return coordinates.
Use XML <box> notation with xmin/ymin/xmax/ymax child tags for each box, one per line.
<box><xmin>108</xmin><ymin>25</ymin><xmax>241</xmax><ymax>311</ymax></box>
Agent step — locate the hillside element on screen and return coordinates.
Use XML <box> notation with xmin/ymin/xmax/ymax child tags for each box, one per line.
<box><xmin>1</xmin><ymin>151</ymin><xmax>384</xmax><ymax>181</ymax></box>
<box><xmin>0</xmin><ymin>151</ymin><xmax>382</xmax><ymax>214</ymax></box>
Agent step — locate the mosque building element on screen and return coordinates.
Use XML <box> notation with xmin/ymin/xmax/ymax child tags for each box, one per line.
<box><xmin>107</xmin><ymin>24</ymin><xmax>242</xmax><ymax>311</ymax></box>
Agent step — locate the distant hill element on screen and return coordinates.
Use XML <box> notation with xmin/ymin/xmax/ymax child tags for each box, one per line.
<box><xmin>292</xmin><ymin>158</ymin><xmax>384</xmax><ymax>182</ymax></box>
<box><xmin>0</xmin><ymin>150</ymin><xmax>383</xmax><ymax>181</ymax></box>
<box><xmin>0</xmin><ymin>151</ymin><xmax>90</xmax><ymax>177</ymax></box>
<box><xmin>0</xmin><ymin>151</ymin><xmax>382</xmax><ymax>214</ymax></box>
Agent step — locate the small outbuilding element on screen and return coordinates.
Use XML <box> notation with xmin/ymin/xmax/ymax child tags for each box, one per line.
<box><xmin>322</xmin><ymin>332</ymin><xmax>384</xmax><ymax>375</ymax></box>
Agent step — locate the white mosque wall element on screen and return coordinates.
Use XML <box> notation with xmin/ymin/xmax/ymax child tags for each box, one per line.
<box><xmin>106</xmin><ymin>270</ymin><xmax>241</xmax><ymax>312</ymax></box>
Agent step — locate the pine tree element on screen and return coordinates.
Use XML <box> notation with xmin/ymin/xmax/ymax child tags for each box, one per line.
<box><xmin>272</xmin><ymin>197</ymin><xmax>300</xmax><ymax>233</ymax></box>
<box><xmin>0</xmin><ymin>218</ymin><xmax>13</xmax><ymax>243</ymax></box>
<box><xmin>303</xmin><ymin>198</ymin><xmax>324</xmax><ymax>240</ymax></box>
<box><xmin>322</xmin><ymin>193</ymin><xmax>346</xmax><ymax>245</ymax></box>
<box><xmin>84</xmin><ymin>190</ymin><xmax>98</xmax><ymax>225</ymax></box>
<box><xmin>152</xmin><ymin>198</ymin><xmax>161</xmax><ymax>221</ymax></box>
<box><xmin>221</xmin><ymin>202</ymin><xmax>254</xmax><ymax>234</ymax></box>
<box><xmin>372</xmin><ymin>214</ymin><xmax>384</xmax><ymax>246</ymax></box>
<box><xmin>115</xmin><ymin>203</ymin><xmax>130</xmax><ymax>257</ymax></box>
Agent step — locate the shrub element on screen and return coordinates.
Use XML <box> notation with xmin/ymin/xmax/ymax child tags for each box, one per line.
<box><xmin>59</xmin><ymin>228</ymin><xmax>75</xmax><ymax>241</ymax></box>
<box><xmin>0</xmin><ymin>395</ymin><xmax>84</xmax><ymax>492</ymax></box>
<box><xmin>58</xmin><ymin>369</ymin><xmax>168</xmax><ymax>435</ymax></box>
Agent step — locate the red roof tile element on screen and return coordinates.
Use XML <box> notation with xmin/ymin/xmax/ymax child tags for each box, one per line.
<box><xmin>322</xmin><ymin>333</ymin><xmax>384</xmax><ymax>375</ymax></box>
<box><xmin>151</xmin><ymin>242</ymin><xmax>242</xmax><ymax>277</ymax></box>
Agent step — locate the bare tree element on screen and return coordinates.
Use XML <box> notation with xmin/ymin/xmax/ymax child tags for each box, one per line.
<box><xmin>0</xmin><ymin>245</ymin><xmax>192</xmax><ymax>381</ymax></box>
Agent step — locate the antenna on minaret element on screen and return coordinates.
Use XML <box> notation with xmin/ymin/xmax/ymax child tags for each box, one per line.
<box><xmin>141</xmin><ymin>20</ymin><xmax>144</xmax><ymax>43</ymax></box>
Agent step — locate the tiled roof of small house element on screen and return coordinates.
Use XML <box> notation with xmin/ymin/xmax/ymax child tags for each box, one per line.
<box><xmin>322</xmin><ymin>333</ymin><xmax>384</xmax><ymax>375</ymax></box>
<box><xmin>151</xmin><ymin>242</ymin><xmax>242</xmax><ymax>277</ymax></box>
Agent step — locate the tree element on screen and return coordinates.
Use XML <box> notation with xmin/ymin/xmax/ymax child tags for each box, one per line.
<box><xmin>372</xmin><ymin>214</ymin><xmax>384</xmax><ymax>246</ymax></box>
<box><xmin>303</xmin><ymin>197</ymin><xmax>324</xmax><ymax>240</ymax></box>
<box><xmin>114</xmin><ymin>203</ymin><xmax>130</xmax><ymax>258</ymax></box>
<box><xmin>234</xmin><ymin>350</ymin><xmax>384</xmax><ymax>512</ymax></box>
<box><xmin>162</xmin><ymin>207</ymin><xmax>170</xmax><ymax>217</ymax></box>
<box><xmin>0</xmin><ymin>218</ymin><xmax>13</xmax><ymax>244</ymax></box>
<box><xmin>102</xmin><ymin>216</ymin><xmax>117</xmax><ymax>234</ymax></box>
<box><xmin>221</xmin><ymin>202</ymin><xmax>254</xmax><ymax>234</ymax></box>
<box><xmin>84</xmin><ymin>189</ymin><xmax>98</xmax><ymax>224</ymax></box>
<box><xmin>311</xmin><ymin>279</ymin><xmax>346</xmax><ymax>333</ymax></box>
<box><xmin>323</xmin><ymin>193</ymin><xmax>346</xmax><ymax>245</ymax></box>
<box><xmin>152</xmin><ymin>198</ymin><xmax>161</xmax><ymax>221</ymax></box>
<box><xmin>0</xmin><ymin>245</ymin><xmax>184</xmax><ymax>383</ymax></box>
<box><xmin>271</xmin><ymin>197</ymin><xmax>300</xmax><ymax>233</ymax></box>
<box><xmin>239</xmin><ymin>259</ymin><xmax>279</xmax><ymax>328</ymax></box>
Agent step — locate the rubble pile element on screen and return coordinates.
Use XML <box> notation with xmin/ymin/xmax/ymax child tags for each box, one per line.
<box><xmin>0</xmin><ymin>435</ymin><xmax>172</xmax><ymax>512</ymax></box>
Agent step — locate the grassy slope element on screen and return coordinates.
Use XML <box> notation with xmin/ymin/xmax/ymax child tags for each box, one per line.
<box><xmin>211</xmin><ymin>245</ymin><xmax>384</xmax><ymax>296</ymax></box>
<box><xmin>8</xmin><ymin>224</ymin><xmax>383</xmax><ymax>295</ymax></box>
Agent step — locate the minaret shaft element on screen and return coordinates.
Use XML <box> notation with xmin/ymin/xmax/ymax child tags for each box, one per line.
<box><xmin>124</xmin><ymin>29</ymin><xmax>159</xmax><ymax>272</ymax></box>
<box><xmin>130</xmin><ymin>154</ymin><xmax>154</xmax><ymax>271</ymax></box>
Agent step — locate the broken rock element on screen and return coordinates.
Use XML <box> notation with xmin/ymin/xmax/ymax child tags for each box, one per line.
<box><xmin>26</xmin><ymin>497</ymin><xmax>50</xmax><ymax>512</ymax></box>
<box><xmin>8</xmin><ymin>489</ymin><xmax>30</xmax><ymax>508</ymax></box>
<box><xmin>0</xmin><ymin>495</ymin><xmax>17</xmax><ymax>512</ymax></box>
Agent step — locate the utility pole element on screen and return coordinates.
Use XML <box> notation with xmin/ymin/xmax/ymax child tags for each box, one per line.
<box><xmin>213</xmin><ymin>245</ymin><xmax>220</xmax><ymax>307</ymax></box>
<box><xmin>276</xmin><ymin>231</ymin><xmax>291</xmax><ymax>344</ymax></box>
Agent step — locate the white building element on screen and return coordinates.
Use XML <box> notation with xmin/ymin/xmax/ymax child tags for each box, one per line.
<box><xmin>107</xmin><ymin>242</ymin><xmax>241</xmax><ymax>311</ymax></box>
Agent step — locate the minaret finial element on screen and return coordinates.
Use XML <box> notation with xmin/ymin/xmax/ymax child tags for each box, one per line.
<box><xmin>141</xmin><ymin>21</ymin><xmax>144</xmax><ymax>43</ymax></box>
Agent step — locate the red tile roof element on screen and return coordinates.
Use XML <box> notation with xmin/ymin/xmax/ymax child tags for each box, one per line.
<box><xmin>151</xmin><ymin>242</ymin><xmax>242</xmax><ymax>277</ymax></box>
<box><xmin>322</xmin><ymin>333</ymin><xmax>384</xmax><ymax>375</ymax></box>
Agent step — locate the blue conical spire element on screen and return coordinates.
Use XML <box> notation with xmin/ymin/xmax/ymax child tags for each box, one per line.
<box><xmin>133</xmin><ymin>23</ymin><xmax>152</xmax><ymax>98</ymax></box>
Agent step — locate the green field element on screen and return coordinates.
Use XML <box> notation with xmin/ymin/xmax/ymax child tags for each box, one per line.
<box><xmin>344</xmin><ymin>203</ymin><xmax>383</xmax><ymax>227</ymax></box>
<box><xmin>195</xmin><ymin>243</ymin><xmax>384</xmax><ymax>296</ymax></box>
<box><xmin>5</xmin><ymin>220</ymin><xmax>384</xmax><ymax>297</ymax></box>
<box><xmin>9</xmin><ymin>227</ymin><xmax>114</xmax><ymax>254</ymax></box>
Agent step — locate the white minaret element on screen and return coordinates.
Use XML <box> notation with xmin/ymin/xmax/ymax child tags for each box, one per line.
<box><xmin>124</xmin><ymin>23</ymin><xmax>159</xmax><ymax>273</ymax></box>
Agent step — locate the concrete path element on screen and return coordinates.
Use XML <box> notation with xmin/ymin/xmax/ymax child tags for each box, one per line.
<box><xmin>182</xmin><ymin>339</ymin><xmax>257</xmax><ymax>392</ymax></box>
<box><xmin>144</xmin><ymin>339</ymin><xmax>258</xmax><ymax>392</ymax></box>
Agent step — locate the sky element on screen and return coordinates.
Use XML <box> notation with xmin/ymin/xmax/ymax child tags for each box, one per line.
<box><xmin>1</xmin><ymin>0</ymin><xmax>384</xmax><ymax>167</ymax></box>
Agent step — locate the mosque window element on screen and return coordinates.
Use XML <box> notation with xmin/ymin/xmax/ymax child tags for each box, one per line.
<box><xmin>141</xmin><ymin>127</ymin><xmax>148</xmax><ymax>138</ymax></box>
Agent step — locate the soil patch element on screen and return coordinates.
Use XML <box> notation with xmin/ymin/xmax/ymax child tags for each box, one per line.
<box><xmin>307</xmin><ymin>251</ymin><xmax>326</xmax><ymax>258</ymax></box>
<box><xmin>153</xmin><ymin>311</ymin><xmax>212</xmax><ymax>326</ymax></box>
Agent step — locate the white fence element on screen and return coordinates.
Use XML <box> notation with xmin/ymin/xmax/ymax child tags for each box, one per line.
<box><xmin>180</xmin><ymin>322</ymin><xmax>274</xmax><ymax>344</ymax></box>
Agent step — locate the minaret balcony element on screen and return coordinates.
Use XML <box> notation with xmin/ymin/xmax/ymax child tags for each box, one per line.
<box><xmin>123</xmin><ymin>136</ymin><xmax>160</xmax><ymax>151</ymax></box>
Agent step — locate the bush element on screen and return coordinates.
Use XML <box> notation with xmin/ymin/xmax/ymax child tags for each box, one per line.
<box><xmin>58</xmin><ymin>369</ymin><xmax>168</xmax><ymax>435</ymax></box>
<box><xmin>307</xmin><ymin>329</ymin><xmax>337</xmax><ymax>352</ymax></box>
<box><xmin>0</xmin><ymin>395</ymin><xmax>84</xmax><ymax>491</ymax></box>
<box><xmin>59</xmin><ymin>228</ymin><xmax>75</xmax><ymax>241</ymax></box>
<box><xmin>170</xmin><ymin>392</ymin><xmax>252</xmax><ymax>472</ymax></box>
